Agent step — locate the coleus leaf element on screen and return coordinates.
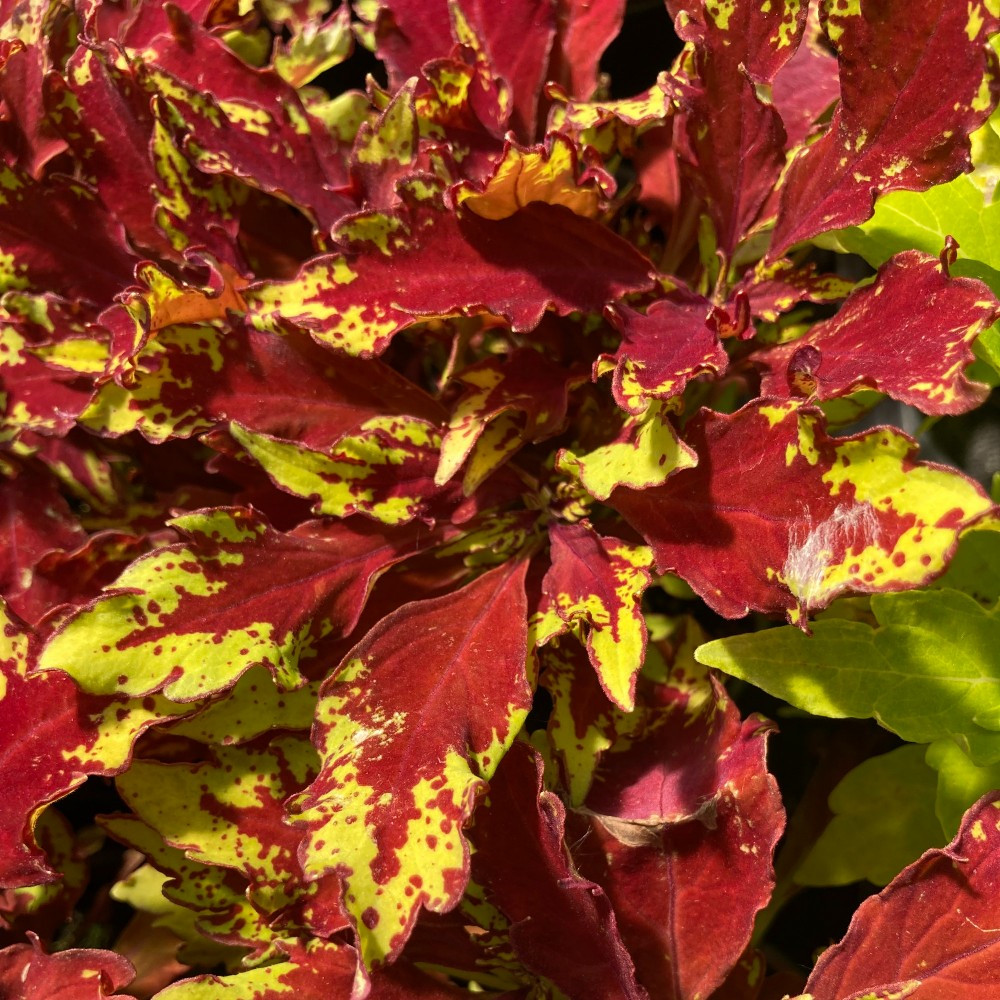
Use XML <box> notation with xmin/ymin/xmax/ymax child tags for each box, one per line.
<box><xmin>229</xmin><ymin>418</ymin><xmax>451</xmax><ymax>525</ymax></box>
<box><xmin>799</xmin><ymin>794</ymin><xmax>1000</xmax><ymax>1000</ymax></box>
<box><xmin>557</xmin><ymin>399</ymin><xmax>698</xmax><ymax>502</ymax></box>
<box><xmin>288</xmin><ymin>560</ymin><xmax>531</xmax><ymax>966</ymax></box>
<box><xmin>609</xmin><ymin>399</ymin><xmax>993</xmax><ymax>622</ymax></box>
<box><xmin>570</xmin><ymin>667</ymin><xmax>783</xmax><ymax>1000</ymax></box>
<box><xmin>673</xmin><ymin>0</ymin><xmax>806</xmax><ymax>255</ymax></box>
<box><xmin>926</xmin><ymin>738</ymin><xmax>1000</xmax><ymax>840</ymax></box>
<box><xmin>0</xmin><ymin>459</ymin><xmax>85</xmax><ymax>600</ymax></box>
<box><xmin>244</xmin><ymin>202</ymin><xmax>654</xmax><ymax>357</ymax></box>
<box><xmin>127</xmin><ymin>4</ymin><xmax>353</xmax><ymax>230</ymax></box>
<box><xmin>754</xmin><ymin>250</ymin><xmax>999</xmax><ymax>414</ymax></box>
<box><xmin>115</xmin><ymin>735</ymin><xmax>345</xmax><ymax>928</ymax></box>
<box><xmin>0</xmin><ymin>292</ymin><xmax>106</xmax><ymax>440</ymax></box>
<box><xmin>0</xmin><ymin>33</ymin><xmax>67</xmax><ymax>179</ymax></box>
<box><xmin>0</xmin><ymin>933</ymin><xmax>135</xmax><ymax>1000</ymax></box>
<box><xmin>151</xmin><ymin>940</ymin><xmax>359</xmax><ymax>999</ymax></box>
<box><xmin>456</xmin><ymin>133</ymin><xmax>607</xmax><ymax>222</ymax></box>
<box><xmin>469</xmin><ymin>740</ymin><xmax>645</xmax><ymax>1000</ymax></box>
<box><xmin>46</xmin><ymin>44</ymin><xmax>170</xmax><ymax>256</ymax></box>
<box><xmin>436</xmin><ymin>347</ymin><xmax>587</xmax><ymax>491</ymax></box>
<box><xmin>597</xmin><ymin>293</ymin><xmax>730</xmax><ymax>414</ymax></box>
<box><xmin>38</xmin><ymin>508</ymin><xmax>426</xmax><ymax>700</ymax></box>
<box><xmin>770</xmin><ymin>0</ymin><xmax>1000</xmax><ymax>255</ymax></box>
<box><xmin>546</xmin><ymin>0</ymin><xmax>626</xmax><ymax>102</ymax></box>
<box><xmin>697</xmin><ymin>588</ymin><xmax>1000</xmax><ymax>764</ymax></box>
<box><xmin>271</xmin><ymin>4</ymin><xmax>353</xmax><ymax>89</ymax></box>
<box><xmin>534</xmin><ymin>520</ymin><xmax>654</xmax><ymax>711</ymax></box>
<box><xmin>0</xmin><ymin>809</ymin><xmax>89</xmax><ymax>942</ymax></box>
<box><xmin>770</xmin><ymin>1</ymin><xmax>840</xmax><ymax>149</ymax></box>
<box><xmin>83</xmin><ymin>316</ymin><xmax>443</xmax><ymax>450</ymax></box>
<box><xmin>101</xmin><ymin>813</ymin><xmax>282</xmax><ymax>959</ymax></box>
<box><xmin>794</xmin><ymin>744</ymin><xmax>944</xmax><ymax>888</ymax></box>
<box><xmin>360</xmin><ymin>0</ymin><xmax>556</xmax><ymax>140</ymax></box>
<box><xmin>0</xmin><ymin>600</ymin><xmax>187</xmax><ymax>886</ymax></box>
<box><xmin>0</xmin><ymin>166</ymin><xmax>137</xmax><ymax>302</ymax></box>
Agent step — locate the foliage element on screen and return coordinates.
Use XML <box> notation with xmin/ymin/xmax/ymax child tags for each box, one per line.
<box><xmin>0</xmin><ymin>0</ymin><xmax>999</xmax><ymax>997</ymax></box>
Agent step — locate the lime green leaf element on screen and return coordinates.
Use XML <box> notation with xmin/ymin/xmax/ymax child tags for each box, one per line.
<box><xmin>697</xmin><ymin>589</ymin><xmax>1000</xmax><ymax>763</ymax></box>
<box><xmin>795</xmin><ymin>744</ymin><xmax>943</xmax><ymax>887</ymax></box>
<box><xmin>926</xmin><ymin>738</ymin><xmax>1000</xmax><ymax>838</ymax></box>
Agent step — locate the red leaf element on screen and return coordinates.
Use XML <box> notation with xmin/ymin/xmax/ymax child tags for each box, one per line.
<box><xmin>674</xmin><ymin>0</ymin><xmax>806</xmax><ymax>254</ymax></box>
<box><xmin>771</xmin><ymin>0</ymin><xmax>1000</xmax><ymax>255</ymax></box>
<box><xmin>0</xmin><ymin>933</ymin><xmax>134</xmax><ymax>999</ymax></box>
<box><xmin>804</xmin><ymin>794</ymin><xmax>1000</xmax><ymax>999</ymax></box>
<box><xmin>771</xmin><ymin>4</ymin><xmax>840</xmax><ymax>149</ymax></box>
<box><xmin>547</xmin><ymin>0</ymin><xmax>626</xmax><ymax>102</ymax></box>
<box><xmin>0</xmin><ymin>39</ymin><xmax>67</xmax><ymax>178</ymax></box>
<box><xmin>45</xmin><ymin>45</ymin><xmax>168</xmax><ymax>256</ymax></box>
<box><xmin>361</xmin><ymin>0</ymin><xmax>556</xmax><ymax>139</ymax></box>
<box><xmin>128</xmin><ymin>4</ymin><xmax>352</xmax><ymax>230</ymax></box>
<box><xmin>0</xmin><ymin>462</ymin><xmax>85</xmax><ymax>603</ymax></box>
<box><xmin>572</xmin><ymin>677</ymin><xmax>783</xmax><ymax>1000</ymax></box>
<box><xmin>0</xmin><ymin>604</ymin><xmax>183</xmax><ymax>886</ymax></box>
<box><xmin>40</xmin><ymin>508</ymin><xmax>430</xmax><ymax>700</ymax></box>
<box><xmin>754</xmin><ymin>251</ymin><xmax>999</xmax><ymax>414</ymax></box>
<box><xmin>599</xmin><ymin>294</ymin><xmax>730</xmax><ymax>414</ymax></box>
<box><xmin>609</xmin><ymin>399</ymin><xmax>992</xmax><ymax>621</ymax></box>
<box><xmin>471</xmin><ymin>741</ymin><xmax>646</xmax><ymax>1000</ymax></box>
<box><xmin>246</xmin><ymin>202</ymin><xmax>654</xmax><ymax>357</ymax></box>
<box><xmin>0</xmin><ymin>168</ymin><xmax>137</xmax><ymax>303</ymax></box>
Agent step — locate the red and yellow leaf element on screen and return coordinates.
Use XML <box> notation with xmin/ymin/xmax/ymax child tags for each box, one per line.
<box><xmin>39</xmin><ymin>508</ymin><xmax>424</xmax><ymax>700</ymax></box>
<box><xmin>754</xmin><ymin>250</ymin><xmax>999</xmax><ymax>414</ymax></box>
<box><xmin>535</xmin><ymin>521</ymin><xmax>654</xmax><ymax>711</ymax></box>
<box><xmin>288</xmin><ymin>561</ymin><xmax>532</xmax><ymax>966</ymax></box>
<box><xmin>610</xmin><ymin>399</ymin><xmax>994</xmax><ymax>622</ymax></box>
<box><xmin>771</xmin><ymin>0</ymin><xmax>1000</xmax><ymax>254</ymax></box>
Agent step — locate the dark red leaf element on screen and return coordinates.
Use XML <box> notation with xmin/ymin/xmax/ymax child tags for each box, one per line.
<box><xmin>471</xmin><ymin>740</ymin><xmax>646</xmax><ymax>1000</ymax></box>
<box><xmin>599</xmin><ymin>294</ymin><xmax>730</xmax><ymax>414</ymax></box>
<box><xmin>771</xmin><ymin>0</ymin><xmax>1000</xmax><ymax>254</ymax></box>
<box><xmin>0</xmin><ymin>933</ymin><xmax>134</xmax><ymax>999</ymax></box>
<box><xmin>572</xmin><ymin>674</ymin><xmax>783</xmax><ymax>1000</ymax></box>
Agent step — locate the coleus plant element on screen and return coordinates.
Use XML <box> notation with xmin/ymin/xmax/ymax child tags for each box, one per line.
<box><xmin>1</xmin><ymin>0</ymin><xmax>1000</xmax><ymax>996</ymax></box>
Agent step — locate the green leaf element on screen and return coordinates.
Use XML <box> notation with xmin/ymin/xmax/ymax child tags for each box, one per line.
<box><xmin>795</xmin><ymin>744</ymin><xmax>943</xmax><ymax>887</ymax></box>
<box><xmin>696</xmin><ymin>589</ymin><xmax>1000</xmax><ymax>763</ymax></box>
<box><xmin>929</xmin><ymin>520</ymin><xmax>1000</xmax><ymax>605</ymax></box>
<box><xmin>925</xmin><ymin>738</ymin><xmax>1000</xmax><ymax>838</ymax></box>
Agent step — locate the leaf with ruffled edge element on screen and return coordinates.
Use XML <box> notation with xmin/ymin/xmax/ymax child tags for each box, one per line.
<box><xmin>609</xmin><ymin>399</ymin><xmax>994</xmax><ymax>623</ymax></box>
<box><xmin>38</xmin><ymin>508</ymin><xmax>425</xmax><ymax>701</ymax></box>
<box><xmin>754</xmin><ymin>250</ymin><xmax>999</xmax><ymax>414</ymax></box>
